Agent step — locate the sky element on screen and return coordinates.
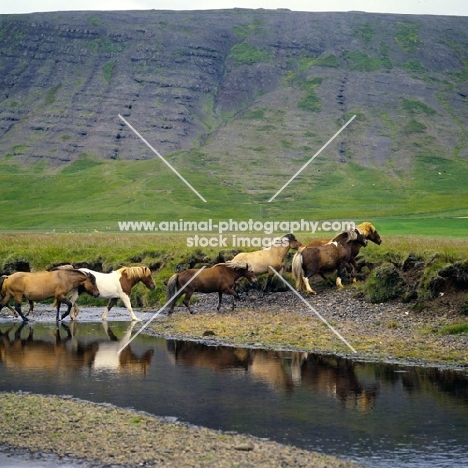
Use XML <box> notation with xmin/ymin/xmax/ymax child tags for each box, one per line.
<box><xmin>1</xmin><ymin>1</ymin><xmax>468</xmax><ymax>17</ymax></box>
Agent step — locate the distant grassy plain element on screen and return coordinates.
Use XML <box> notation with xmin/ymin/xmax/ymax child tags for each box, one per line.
<box><xmin>1</xmin><ymin>150</ymin><xmax>467</xmax><ymax>234</ymax></box>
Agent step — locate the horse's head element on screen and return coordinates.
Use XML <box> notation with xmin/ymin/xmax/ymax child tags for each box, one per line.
<box><xmin>82</xmin><ymin>272</ymin><xmax>100</xmax><ymax>298</ymax></box>
<box><xmin>355</xmin><ymin>229</ymin><xmax>368</xmax><ymax>247</ymax></box>
<box><xmin>283</xmin><ymin>233</ymin><xmax>303</xmax><ymax>250</ymax></box>
<box><xmin>357</xmin><ymin>222</ymin><xmax>382</xmax><ymax>245</ymax></box>
<box><xmin>140</xmin><ymin>266</ymin><xmax>156</xmax><ymax>291</ymax></box>
<box><xmin>226</xmin><ymin>261</ymin><xmax>258</xmax><ymax>284</ymax></box>
<box><xmin>243</xmin><ymin>262</ymin><xmax>258</xmax><ymax>285</ymax></box>
<box><xmin>331</xmin><ymin>229</ymin><xmax>367</xmax><ymax>246</ymax></box>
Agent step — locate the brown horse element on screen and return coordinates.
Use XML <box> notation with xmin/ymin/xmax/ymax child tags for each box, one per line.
<box><xmin>305</xmin><ymin>222</ymin><xmax>382</xmax><ymax>279</ymax></box>
<box><xmin>0</xmin><ymin>270</ymin><xmax>99</xmax><ymax>322</ymax></box>
<box><xmin>165</xmin><ymin>261</ymin><xmax>257</xmax><ymax>314</ymax></box>
<box><xmin>291</xmin><ymin>229</ymin><xmax>368</xmax><ymax>295</ymax></box>
<box><xmin>231</xmin><ymin>233</ymin><xmax>302</xmax><ymax>293</ymax></box>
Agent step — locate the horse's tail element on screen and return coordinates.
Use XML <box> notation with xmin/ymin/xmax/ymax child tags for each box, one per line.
<box><xmin>165</xmin><ymin>274</ymin><xmax>179</xmax><ymax>313</ymax></box>
<box><xmin>291</xmin><ymin>252</ymin><xmax>306</xmax><ymax>292</ymax></box>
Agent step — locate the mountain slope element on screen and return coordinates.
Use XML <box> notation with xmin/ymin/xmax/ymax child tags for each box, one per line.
<box><xmin>0</xmin><ymin>9</ymin><xmax>468</xmax><ymax>231</ymax></box>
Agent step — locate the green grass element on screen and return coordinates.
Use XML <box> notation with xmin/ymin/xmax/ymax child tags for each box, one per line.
<box><xmin>1</xmin><ymin>150</ymin><xmax>467</xmax><ymax>235</ymax></box>
<box><xmin>395</xmin><ymin>22</ymin><xmax>422</xmax><ymax>52</ymax></box>
<box><xmin>229</xmin><ymin>43</ymin><xmax>270</xmax><ymax>66</ymax></box>
<box><xmin>438</xmin><ymin>323</ymin><xmax>468</xmax><ymax>335</ymax></box>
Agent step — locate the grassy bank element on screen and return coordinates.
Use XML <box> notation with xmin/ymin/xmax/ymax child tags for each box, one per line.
<box><xmin>1</xmin><ymin>232</ymin><xmax>468</xmax><ymax>306</ymax></box>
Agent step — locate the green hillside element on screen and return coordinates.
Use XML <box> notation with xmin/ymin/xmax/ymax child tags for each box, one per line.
<box><xmin>1</xmin><ymin>151</ymin><xmax>467</xmax><ymax>236</ymax></box>
<box><xmin>1</xmin><ymin>10</ymin><xmax>468</xmax><ymax>235</ymax></box>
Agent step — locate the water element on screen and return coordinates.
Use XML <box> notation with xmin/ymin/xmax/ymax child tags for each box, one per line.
<box><xmin>1</xmin><ymin>319</ymin><xmax>467</xmax><ymax>467</ymax></box>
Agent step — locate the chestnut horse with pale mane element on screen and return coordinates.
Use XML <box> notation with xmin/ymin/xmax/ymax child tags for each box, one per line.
<box><xmin>304</xmin><ymin>222</ymin><xmax>382</xmax><ymax>280</ymax></box>
<box><xmin>292</xmin><ymin>229</ymin><xmax>368</xmax><ymax>295</ymax></box>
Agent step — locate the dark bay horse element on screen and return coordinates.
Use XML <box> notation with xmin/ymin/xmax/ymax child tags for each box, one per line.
<box><xmin>0</xmin><ymin>270</ymin><xmax>99</xmax><ymax>322</ymax></box>
<box><xmin>165</xmin><ymin>261</ymin><xmax>257</xmax><ymax>314</ymax></box>
<box><xmin>292</xmin><ymin>229</ymin><xmax>368</xmax><ymax>295</ymax></box>
<box><xmin>231</xmin><ymin>233</ymin><xmax>302</xmax><ymax>293</ymax></box>
<box><xmin>305</xmin><ymin>222</ymin><xmax>382</xmax><ymax>279</ymax></box>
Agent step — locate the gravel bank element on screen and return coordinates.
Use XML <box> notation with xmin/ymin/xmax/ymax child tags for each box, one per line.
<box><xmin>0</xmin><ymin>393</ymin><xmax>359</xmax><ymax>468</ymax></box>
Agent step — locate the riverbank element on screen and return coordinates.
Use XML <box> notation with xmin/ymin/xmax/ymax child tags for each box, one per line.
<box><xmin>148</xmin><ymin>285</ymin><xmax>468</xmax><ymax>371</ymax></box>
<box><xmin>0</xmin><ymin>393</ymin><xmax>359</xmax><ymax>468</ymax></box>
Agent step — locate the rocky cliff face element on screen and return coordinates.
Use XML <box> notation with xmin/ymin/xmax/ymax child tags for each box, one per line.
<box><xmin>0</xmin><ymin>9</ymin><xmax>467</xmax><ymax>175</ymax></box>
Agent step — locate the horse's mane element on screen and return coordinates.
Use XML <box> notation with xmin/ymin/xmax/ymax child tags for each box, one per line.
<box><xmin>357</xmin><ymin>222</ymin><xmax>376</xmax><ymax>237</ymax></box>
<box><xmin>118</xmin><ymin>266</ymin><xmax>151</xmax><ymax>279</ymax></box>
<box><xmin>219</xmin><ymin>261</ymin><xmax>253</xmax><ymax>272</ymax></box>
<box><xmin>50</xmin><ymin>264</ymin><xmax>75</xmax><ymax>271</ymax></box>
<box><xmin>330</xmin><ymin>229</ymin><xmax>358</xmax><ymax>244</ymax></box>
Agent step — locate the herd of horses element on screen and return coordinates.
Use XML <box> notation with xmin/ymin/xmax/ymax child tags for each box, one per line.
<box><xmin>0</xmin><ymin>222</ymin><xmax>381</xmax><ymax>322</ymax></box>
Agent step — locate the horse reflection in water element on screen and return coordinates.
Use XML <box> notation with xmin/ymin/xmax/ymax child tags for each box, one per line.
<box><xmin>167</xmin><ymin>340</ymin><xmax>307</xmax><ymax>393</ymax></box>
<box><xmin>0</xmin><ymin>322</ymin><xmax>154</xmax><ymax>376</ymax></box>
<box><xmin>0</xmin><ymin>322</ymin><xmax>98</xmax><ymax>372</ymax></box>
<box><xmin>300</xmin><ymin>355</ymin><xmax>380</xmax><ymax>412</ymax></box>
<box><xmin>166</xmin><ymin>341</ymin><xmax>379</xmax><ymax>410</ymax></box>
<box><xmin>92</xmin><ymin>322</ymin><xmax>154</xmax><ymax>375</ymax></box>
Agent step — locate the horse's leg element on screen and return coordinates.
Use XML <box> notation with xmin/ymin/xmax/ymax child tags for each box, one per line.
<box><xmin>119</xmin><ymin>294</ymin><xmax>141</xmax><ymax>322</ymax></box>
<box><xmin>262</xmin><ymin>271</ymin><xmax>276</xmax><ymax>295</ymax></box>
<box><xmin>217</xmin><ymin>291</ymin><xmax>223</xmax><ymax>312</ymax></box>
<box><xmin>13</xmin><ymin>302</ymin><xmax>29</xmax><ymax>322</ymax></box>
<box><xmin>336</xmin><ymin>263</ymin><xmax>346</xmax><ymax>290</ymax></box>
<box><xmin>102</xmin><ymin>297</ymin><xmax>118</xmax><ymax>321</ymax></box>
<box><xmin>183</xmin><ymin>292</ymin><xmax>193</xmax><ymax>314</ymax></box>
<box><xmin>59</xmin><ymin>298</ymin><xmax>73</xmax><ymax>321</ymax></box>
<box><xmin>22</xmin><ymin>300</ymin><xmax>34</xmax><ymax>317</ymax></box>
<box><xmin>68</xmin><ymin>289</ymin><xmax>80</xmax><ymax>320</ymax></box>
<box><xmin>319</xmin><ymin>273</ymin><xmax>335</xmax><ymax>286</ymax></box>
<box><xmin>221</xmin><ymin>288</ymin><xmax>240</xmax><ymax>312</ymax></box>
<box><xmin>303</xmin><ymin>276</ymin><xmax>317</xmax><ymax>295</ymax></box>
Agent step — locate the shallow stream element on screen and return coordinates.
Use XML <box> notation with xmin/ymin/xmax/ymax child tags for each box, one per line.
<box><xmin>1</xmin><ymin>312</ymin><xmax>467</xmax><ymax>467</ymax></box>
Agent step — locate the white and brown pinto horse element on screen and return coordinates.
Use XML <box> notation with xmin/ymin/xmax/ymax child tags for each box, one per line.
<box><xmin>64</xmin><ymin>266</ymin><xmax>155</xmax><ymax>322</ymax></box>
<box><xmin>231</xmin><ymin>233</ymin><xmax>302</xmax><ymax>293</ymax></box>
<box><xmin>0</xmin><ymin>270</ymin><xmax>99</xmax><ymax>322</ymax></box>
<box><xmin>292</xmin><ymin>229</ymin><xmax>368</xmax><ymax>295</ymax></box>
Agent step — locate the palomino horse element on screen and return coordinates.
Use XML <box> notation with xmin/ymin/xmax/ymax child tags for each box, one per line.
<box><xmin>305</xmin><ymin>222</ymin><xmax>382</xmax><ymax>280</ymax></box>
<box><xmin>291</xmin><ymin>229</ymin><xmax>367</xmax><ymax>295</ymax></box>
<box><xmin>165</xmin><ymin>261</ymin><xmax>257</xmax><ymax>314</ymax></box>
<box><xmin>0</xmin><ymin>270</ymin><xmax>99</xmax><ymax>322</ymax></box>
<box><xmin>231</xmin><ymin>233</ymin><xmax>302</xmax><ymax>293</ymax></box>
<box><xmin>63</xmin><ymin>266</ymin><xmax>156</xmax><ymax>322</ymax></box>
